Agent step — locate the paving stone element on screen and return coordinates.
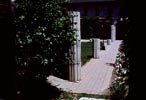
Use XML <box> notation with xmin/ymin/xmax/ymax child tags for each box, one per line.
<box><xmin>79</xmin><ymin>97</ymin><xmax>106</xmax><ymax>100</ymax></box>
<box><xmin>47</xmin><ymin>40</ymin><xmax>122</xmax><ymax>95</ymax></box>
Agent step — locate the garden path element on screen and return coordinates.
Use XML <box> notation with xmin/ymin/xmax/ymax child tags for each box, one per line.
<box><xmin>47</xmin><ymin>40</ymin><xmax>122</xmax><ymax>95</ymax></box>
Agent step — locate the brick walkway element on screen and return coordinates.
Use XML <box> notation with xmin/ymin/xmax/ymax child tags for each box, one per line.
<box><xmin>47</xmin><ymin>40</ymin><xmax>122</xmax><ymax>95</ymax></box>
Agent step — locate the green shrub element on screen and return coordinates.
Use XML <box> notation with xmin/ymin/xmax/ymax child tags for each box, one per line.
<box><xmin>14</xmin><ymin>0</ymin><xmax>76</xmax><ymax>80</ymax></box>
<box><xmin>110</xmin><ymin>41</ymin><xmax>129</xmax><ymax>100</ymax></box>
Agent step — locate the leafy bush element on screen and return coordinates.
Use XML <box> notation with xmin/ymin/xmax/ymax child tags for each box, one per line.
<box><xmin>110</xmin><ymin>41</ymin><xmax>129</xmax><ymax>100</ymax></box>
<box><xmin>14</xmin><ymin>0</ymin><xmax>76</xmax><ymax>80</ymax></box>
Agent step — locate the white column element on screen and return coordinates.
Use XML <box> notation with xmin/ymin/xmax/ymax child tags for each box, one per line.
<box><xmin>111</xmin><ymin>24</ymin><xmax>116</xmax><ymax>42</ymax></box>
<box><xmin>104</xmin><ymin>40</ymin><xmax>107</xmax><ymax>49</ymax></box>
<box><xmin>107</xmin><ymin>39</ymin><xmax>111</xmax><ymax>45</ymax></box>
<box><xmin>93</xmin><ymin>38</ymin><xmax>100</xmax><ymax>59</ymax></box>
<box><xmin>69</xmin><ymin>11</ymin><xmax>81</xmax><ymax>82</ymax></box>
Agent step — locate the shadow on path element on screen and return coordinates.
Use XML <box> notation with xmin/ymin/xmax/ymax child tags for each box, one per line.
<box><xmin>16</xmin><ymin>78</ymin><xmax>62</xmax><ymax>100</ymax></box>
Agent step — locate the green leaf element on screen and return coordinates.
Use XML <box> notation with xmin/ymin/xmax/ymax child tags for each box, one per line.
<box><xmin>41</xmin><ymin>59</ymin><xmax>48</xmax><ymax>65</ymax></box>
<box><xmin>19</xmin><ymin>15</ymin><xmax>25</xmax><ymax>20</ymax></box>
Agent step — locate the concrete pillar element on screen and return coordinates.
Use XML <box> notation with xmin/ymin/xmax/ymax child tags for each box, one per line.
<box><xmin>69</xmin><ymin>11</ymin><xmax>81</xmax><ymax>82</ymax></box>
<box><xmin>111</xmin><ymin>24</ymin><xmax>116</xmax><ymax>42</ymax></box>
<box><xmin>107</xmin><ymin>39</ymin><xmax>111</xmax><ymax>45</ymax></box>
<box><xmin>93</xmin><ymin>38</ymin><xmax>100</xmax><ymax>58</ymax></box>
<box><xmin>104</xmin><ymin>40</ymin><xmax>107</xmax><ymax>48</ymax></box>
<box><xmin>111</xmin><ymin>20</ymin><xmax>117</xmax><ymax>42</ymax></box>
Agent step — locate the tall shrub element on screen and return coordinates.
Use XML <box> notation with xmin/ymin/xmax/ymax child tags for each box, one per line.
<box><xmin>110</xmin><ymin>41</ymin><xmax>130</xmax><ymax>100</ymax></box>
<box><xmin>14</xmin><ymin>0</ymin><xmax>76</xmax><ymax>79</ymax></box>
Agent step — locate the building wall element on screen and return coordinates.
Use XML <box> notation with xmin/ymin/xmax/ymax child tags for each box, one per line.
<box><xmin>68</xmin><ymin>0</ymin><xmax>120</xmax><ymax>18</ymax></box>
<box><xmin>68</xmin><ymin>0</ymin><xmax>126</xmax><ymax>39</ymax></box>
<box><xmin>87</xmin><ymin>7</ymin><xmax>96</xmax><ymax>17</ymax></box>
<box><xmin>77</xmin><ymin>6</ymin><xmax>119</xmax><ymax>18</ymax></box>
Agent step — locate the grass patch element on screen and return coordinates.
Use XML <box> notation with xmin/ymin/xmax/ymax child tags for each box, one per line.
<box><xmin>81</xmin><ymin>42</ymin><xmax>92</xmax><ymax>66</ymax></box>
<box><xmin>52</xmin><ymin>91</ymin><xmax>110</xmax><ymax>100</ymax></box>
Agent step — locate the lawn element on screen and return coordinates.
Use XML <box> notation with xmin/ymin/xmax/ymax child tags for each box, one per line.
<box><xmin>81</xmin><ymin>42</ymin><xmax>92</xmax><ymax>66</ymax></box>
<box><xmin>52</xmin><ymin>91</ymin><xmax>110</xmax><ymax>100</ymax></box>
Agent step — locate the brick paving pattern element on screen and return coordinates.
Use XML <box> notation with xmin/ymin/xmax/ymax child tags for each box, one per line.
<box><xmin>47</xmin><ymin>40</ymin><xmax>122</xmax><ymax>95</ymax></box>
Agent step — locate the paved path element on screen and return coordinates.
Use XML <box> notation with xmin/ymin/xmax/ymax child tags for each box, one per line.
<box><xmin>47</xmin><ymin>40</ymin><xmax>122</xmax><ymax>95</ymax></box>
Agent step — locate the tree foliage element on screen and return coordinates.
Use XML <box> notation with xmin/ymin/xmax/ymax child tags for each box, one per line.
<box><xmin>14</xmin><ymin>0</ymin><xmax>76</xmax><ymax>79</ymax></box>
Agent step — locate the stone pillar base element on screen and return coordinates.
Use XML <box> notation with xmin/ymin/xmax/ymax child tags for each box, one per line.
<box><xmin>93</xmin><ymin>38</ymin><xmax>100</xmax><ymax>59</ymax></box>
<box><xmin>107</xmin><ymin>39</ymin><xmax>111</xmax><ymax>45</ymax></box>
